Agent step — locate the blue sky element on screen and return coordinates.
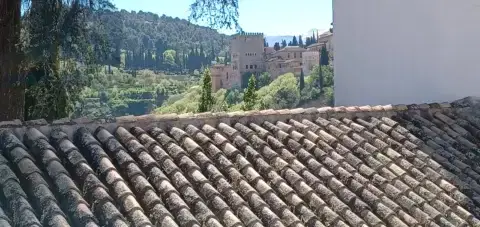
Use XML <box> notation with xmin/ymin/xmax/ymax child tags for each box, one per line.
<box><xmin>113</xmin><ymin>0</ymin><xmax>332</xmax><ymax>36</ymax></box>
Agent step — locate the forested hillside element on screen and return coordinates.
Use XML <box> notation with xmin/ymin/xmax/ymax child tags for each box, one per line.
<box><xmin>91</xmin><ymin>9</ymin><xmax>230</xmax><ymax>72</ymax></box>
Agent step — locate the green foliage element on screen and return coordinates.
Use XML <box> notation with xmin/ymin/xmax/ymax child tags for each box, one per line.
<box><xmin>22</xmin><ymin>0</ymin><xmax>115</xmax><ymax>120</ymax></box>
<box><xmin>74</xmin><ymin>69</ymin><xmax>197</xmax><ymax>118</ymax></box>
<box><xmin>299</xmin><ymin>65</ymin><xmax>334</xmax><ymax>106</ymax></box>
<box><xmin>155</xmin><ymin>68</ymin><xmax>334</xmax><ymax>115</ymax></box>
<box><xmin>243</xmin><ymin>75</ymin><xmax>257</xmax><ymax>111</ymax></box>
<box><xmin>198</xmin><ymin>69</ymin><xmax>214</xmax><ymax>112</ymax></box>
<box><xmin>256</xmin><ymin>73</ymin><xmax>300</xmax><ymax>109</ymax></box>
<box><xmin>155</xmin><ymin>86</ymin><xmax>202</xmax><ymax>114</ymax></box>
<box><xmin>299</xmin><ymin>69</ymin><xmax>305</xmax><ymax>91</ymax></box>
<box><xmin>257</xmin><ymin>72</ymin><xmax>271</xmax><ymax>88</ymax></box>
<box><xmin>273</xmin><ymin>42</ymin><xmax>280</xmax><ymax>51</ymax></box>
<box><xmin>290</xmin><ymin>36</ymin><xmax>298</xmax><ymax>46</ymax></box>
<box><xmin>189</xmin><ymin>0</ymin><xmax>241</xmax><ymax>31</ymax></box>
<box><xmin>26</xmin><ymin>59</ymin><xmax>90</xmax><ymax>120</ymax></box>
<box><xmin>163</xmin><ymin>49</ymin><xmax>177</xmax><ymax>66</ymax></box>
<box><xmin>320</xmin><ymin>45</ymin><xmax>329</xmax><ymax>66</ymax></box>
<box><xmin>93</xmin><ymin>10</ymin><xmax>230</xmax><ymax>73</ymax></box>
<box><xmin>225</xmin><ymin>88</ymin><xmax>243</xmax><ymax>106</ymax></box>
<box><xmin>310</xmin><ymin>65</ymin><xmax>334</xmax><ymax>88</ymax></box>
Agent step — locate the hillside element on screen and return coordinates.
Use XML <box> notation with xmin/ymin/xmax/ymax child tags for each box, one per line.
<box><xmin>90</xmin><ymin>9</ymin><xmax>230</xmax><ymax>71</ymax></box>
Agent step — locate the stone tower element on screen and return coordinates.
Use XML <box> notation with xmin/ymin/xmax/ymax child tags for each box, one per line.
<box><xmin>230</xmin><ymin>32</ymin><xmax>265</xmax><ymax>76</ymax></box>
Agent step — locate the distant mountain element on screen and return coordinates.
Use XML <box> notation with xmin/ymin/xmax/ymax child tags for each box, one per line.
<box><xmin>264</xmin><ymin>28</ymin><xmax>329</xmax><ymax>47</ymax></box>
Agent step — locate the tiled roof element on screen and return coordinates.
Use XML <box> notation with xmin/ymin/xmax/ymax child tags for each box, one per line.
<box><xmin>2</xmin><ymin>97</ymin><xmax>480</xmax><ymax>226</ymax></box>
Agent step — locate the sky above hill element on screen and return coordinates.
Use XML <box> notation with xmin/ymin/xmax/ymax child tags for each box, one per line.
<box><xmin>113</xmin><ymin>0</ymin><xmax>332</xmax><ymax>36</ymax></box>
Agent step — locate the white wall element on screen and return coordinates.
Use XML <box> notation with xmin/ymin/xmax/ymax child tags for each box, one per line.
<box><xmin>333</xmin><ymin>0</ymin><xmax>480</xmax><ymax>106</ymax></box>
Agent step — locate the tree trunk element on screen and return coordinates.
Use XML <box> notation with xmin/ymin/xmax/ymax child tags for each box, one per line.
<box><xmin>0</xmin><ymin>0</ymin><xmax>24</xmax><ymax>121</ymax></box>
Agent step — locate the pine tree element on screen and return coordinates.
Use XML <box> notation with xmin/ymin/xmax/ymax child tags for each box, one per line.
<box><xmin>299</xmin><ymin>35</ymin><xmax>304</xmax><ymax>47</ymax></box>
<box><xmin>281</xmin><ymin>40</ymin><xmax>287</xmax><ymax>48</ymax></box>
<box><xmin>198</xmin><ymin>68</ymin><xmax>214</xmax><ymax>112</ymax></box>
<box><xmin>299</xmin><ymin>68</ymin><xmax>305</xmax><ymax>91</ymax></box>
<box><xmin>243</xmin><ymin>74</ymin><xmax>257</xmax><ymax>111</ymax></box>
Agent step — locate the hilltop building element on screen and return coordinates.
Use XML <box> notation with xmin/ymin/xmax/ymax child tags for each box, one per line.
<box><xmin>211</xmin><ymin>31</ymin><xmax>333</xmax><ymax>91</ymax></box>
<box><xmin>302</xmin><ymin>31</ymin><xmax>333</xmax><ymax>75</ymax></box>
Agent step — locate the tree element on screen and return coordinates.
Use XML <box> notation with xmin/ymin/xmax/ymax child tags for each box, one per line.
<box><xmin>291</xmin><ymin>36</ymin><xmax>298</xmax><ymax>46</ymax></box>
<box><xmin>163</xmin><ymin>49</ymin><xmax>177</xmax><ymax>67</ymax></box>
<box><xmin>1</xmin><ymin>0</ymin><xmax>240</xmax><ymax>120</ymax></box>
<box><xmin>305</xmin><ymin>37</ymin><xmax>312</xmax><ymax>47</ymax></box>
<box><xmin>318</xmin><ymin>49</ymin><xmax>323</xmax><ymax>90</ymax></box>
<box><xmin>298</xmin><ymin>35</ymin><xmax>304</xmax><ymax>47</ymax></box>
<box><xmin>23</xmin><ymin>0</ymin><xmax>115</xmax><ymax>121</ymax></box>
<box><xmin>299</xmin><ymin>68</ymin><xmax>305</xmax><ymax>91</ymax></box>
<box><xmin>198</xmin><ymin>68</ymin><xmax>214</xmax><ymax>112</ymax></box>
<box><xmin>0</xmin><ymin>0</ymin><xmax>23</xmax><ymax>121</ymax></box>
<box><xmin>273</xmin><ymin>42</ymin><xmax>281</xmax><ymax>51</ymax></box>
<box><xmin>243</xmin><ymin>74</ymin><xmax>257</xmax><ymax>110</ymax></box>
<box><xmin>320</xmin><ymin>45</ymin><xmax>329</xmax><ymax>66</ymax></box>
<box><xmin>257</xmin><ymin>72</ymin><xmax>271</xmax><ymax>88</ymax></box>
<box><xmin>224</xmin><ymin>51</ymin><xmax>229</xmax><ymax>65</ymax></box>
<box><xmin>264</xmin><ymin>38</ymin><xmax>268</xmax><ymax>47</ymax></box>
<box><xmin>281</xmin><ymin>40</ymin><xmax>287</xmax><ymax>48</ymax></box>
<box><xmin>190</xmin><ymin>0</ymin><xmax>241</xmax><ymax>31</ymax></box>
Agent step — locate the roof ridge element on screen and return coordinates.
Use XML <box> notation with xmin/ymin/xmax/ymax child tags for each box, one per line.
<box><xmin>0</xmin><ymin>101</ymin><xmax>455</xmax><ymax>130</ymax></box>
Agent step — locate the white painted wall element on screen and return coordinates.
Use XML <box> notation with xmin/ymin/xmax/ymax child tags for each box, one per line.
<box><xmin>333</xmin><ymin>0</ymin><xmax>480</xmax><ymax>106</ymax></box>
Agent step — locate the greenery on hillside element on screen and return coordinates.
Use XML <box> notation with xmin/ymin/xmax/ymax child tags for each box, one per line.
<box><xmin>0</xmin><ymin>0</ymin><xmax>239</xmax><ymax>121</ymax></box>
<box><xmin>74</xmin><ymin>69</ymin><xmax>198</xmax><ymax>118</ymax></box>
<box><xmin>154</xmin><ymin>65</ymin><xmax>334</xmax><ymax>115</ymax></box>
<box><xmin>92</xmin><ymin>10</ymin><xmax>230</xmax><ymax>73</ymax></box>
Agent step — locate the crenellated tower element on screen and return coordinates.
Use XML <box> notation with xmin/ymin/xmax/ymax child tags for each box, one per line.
<box><xmin>230</xmin><ymin>32</ymin><xmax>265</xmax><ymax>75</ymax></box>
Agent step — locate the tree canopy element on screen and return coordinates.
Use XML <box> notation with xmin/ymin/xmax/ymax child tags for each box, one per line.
<box><xmin>189</xmin><ymin>0</ymin><xmax>241</xmax><ymax>31</ymax></box>
<box><xmin>0</xmin><ymin>0</ymin><xmax>242</xmax><ymax>121</ymax></box>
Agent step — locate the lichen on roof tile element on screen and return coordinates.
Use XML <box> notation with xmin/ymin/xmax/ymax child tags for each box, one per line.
<box><xmin>1</xmin><ymin>98</ymin><xmax>480</xmax><ymax>226</ymax></box>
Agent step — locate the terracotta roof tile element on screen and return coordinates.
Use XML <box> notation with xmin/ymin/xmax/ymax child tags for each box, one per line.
<box><xmin>4</xmin><ymin>98</ymin><xmax>480</xmax><ymax>226</ymax></box>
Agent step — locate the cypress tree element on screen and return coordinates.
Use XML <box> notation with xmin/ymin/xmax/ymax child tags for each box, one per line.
<box><xmin>274</xmin><ymin>42</ymin><xmax>281</xmax><ymax>51</ymax></box>
<box><xmin>198</xmin><ymin>68</ymin><xmax>214</xmax><ymax>112</ymax></box>
<box><xmin>299</xmin><ymin>69</ymin><xmax>305</xmax><ymax>91</ymax></box>
<box><xmin>299</xmin><ymin>35</ymin><xmax>304</xmax><ymax>47</ymax></box>
<box><xmin>320</xmin><ymin>45</ymin><xmax>329</xmax><ymax>66</ymax></box>
<box><xmin>243</xmin><ymin>74</ymin><xmax>257</xmax><ymax>111</ymax></box>
<box><xmin>292</xmin><ymin>36</ymin><xmax>298</xmax><ymax>46</ymax></box>
<box><xmin>318</xmin><ymin>50</ymin><xmax>323</xmax><ymax>91</ymax></box>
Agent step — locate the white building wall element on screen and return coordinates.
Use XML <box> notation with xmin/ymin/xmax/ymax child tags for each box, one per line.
<box><xmin>333</xmin><ymin>0</ymin><xmax>480</xmax><ymax>106</ymax></box>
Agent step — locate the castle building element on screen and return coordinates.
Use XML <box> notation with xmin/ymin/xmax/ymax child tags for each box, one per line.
<box><xmin>211</xmin><ymin>31</ymin><xmax>333</xmax><ymax>91</ymax></box>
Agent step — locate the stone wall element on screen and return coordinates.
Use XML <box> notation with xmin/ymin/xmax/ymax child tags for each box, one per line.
<box><xmin>210</xmin><ymin>64</ymin><xmax>240</xmax><ymax>91</ymax></box>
